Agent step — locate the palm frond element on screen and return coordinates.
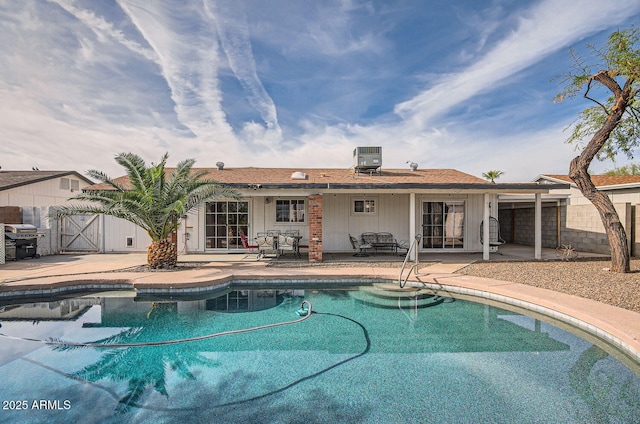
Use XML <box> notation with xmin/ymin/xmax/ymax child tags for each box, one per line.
<box><xmin>53</xmin><ymin>152</ymin><xmax>239</xmax><ymax>246</ymax></box>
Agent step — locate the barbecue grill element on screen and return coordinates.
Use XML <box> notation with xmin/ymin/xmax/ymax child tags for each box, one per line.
<box><xmin>4</xmin><ymin>224</ymin><xmax>41</xmax><ymax>260</ymax></box>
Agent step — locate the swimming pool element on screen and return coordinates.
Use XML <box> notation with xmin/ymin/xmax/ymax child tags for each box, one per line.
<box><xmin>1</xmin><ymin>284</ymin><xmax>639</xmax><ymax>423</ymax></box>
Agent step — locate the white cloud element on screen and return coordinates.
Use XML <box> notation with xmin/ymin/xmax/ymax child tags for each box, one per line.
<box><xmin>205</xmin><ymin>0</ymin><xmax>281</xmax><ymax>138</ymax></box>
<box><xmin>394</xmin><ymin>0</ymin><xmax>640</xmax><ymax>128</ymax></box>
<box><xmin>117</xmin><ymin>0</ymin><xmax>234</xmax><ymax>138</ymax></box>
<box><xmin>1</xmin><ymin>0</ymin><xmax>638</xmax><ymax>183</ymax></box>
<box><xmin>48</xmin><ymin>0</ymin><xmax>160</xmax><ymax>64</ymax></box>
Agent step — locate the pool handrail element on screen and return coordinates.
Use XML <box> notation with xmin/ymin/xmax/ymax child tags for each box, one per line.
<box><xmin>399</xmin><ymin>234</ymin><xmax>422</xmax><ymax>288</ymax></box>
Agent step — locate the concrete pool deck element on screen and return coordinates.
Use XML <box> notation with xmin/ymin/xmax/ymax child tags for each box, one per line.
<box><xmin>1</xmin><ymin>252</ymin><xmax>639</xmax><ymax>368</ymax></box>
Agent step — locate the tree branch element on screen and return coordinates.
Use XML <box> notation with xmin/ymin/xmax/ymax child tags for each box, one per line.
<box><xmin>583</xmin><ymin>79</ymin><xmax>610</xmax><ymax>114</ymax></box>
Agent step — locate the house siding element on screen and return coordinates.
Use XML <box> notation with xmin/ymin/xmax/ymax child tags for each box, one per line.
<box><xmin>0</xmin><ymin>177</ymin><xmax>89</xmax><ymax>208</ymax></box>
<box><xmin>323</xmin><ymin>193</ymin><xmax>410</xmax><ymax>252</ymax></box>
<box><xmin>98</xmin><ymin>192</ymin><xmax>492</xmax><ymax>254</ymax></box>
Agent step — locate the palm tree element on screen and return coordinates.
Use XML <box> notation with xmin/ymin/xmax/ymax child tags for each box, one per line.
<box><xmin>53</xmin><ymin>152</ymin><xmax>239</xmax><ymax>268</ymax></box>
<box><xmin>482</xmin><ymin>170</ymin><xmax>504</xmax><ymax>183</ymax></box>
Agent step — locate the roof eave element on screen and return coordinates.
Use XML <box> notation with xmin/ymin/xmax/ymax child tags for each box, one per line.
<box><xmin>0</xmin><ymin>171</ymin><xmax>93</xmax><ymax>192</ymax></box>
<box><xmin>229</xmin><ymin>182</ymin><xmax>569</xmax><ymax>192</ymax></box>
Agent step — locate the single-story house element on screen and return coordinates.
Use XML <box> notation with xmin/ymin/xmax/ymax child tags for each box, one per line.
<box><xmin>498</xmin><ymin>174</ymin><xmax>639</xmax><ymax>256</ymax></box>
<box><xmin>84</xmin><ymin>149</ymin><xmax>568</xmax><ymax>262</ymax></box>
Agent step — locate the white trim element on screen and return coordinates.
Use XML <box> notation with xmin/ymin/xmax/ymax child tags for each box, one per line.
<box><xmin>483</xmin><ymin>194</ymin><xmax>490</xmax><ymax>260</ymax></box>
<box><xmin>420</xmin><ymin>199</ymin><xmax>466</xmax><ymax>251</ymax></box>
<box><xmin>274</xmin><ymin>198</ymin><xmax>307</xmax><ymax>224</ymax></box>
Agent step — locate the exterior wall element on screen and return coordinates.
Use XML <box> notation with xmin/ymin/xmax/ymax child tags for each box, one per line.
<box><xmin>323</xmin><ymin>193</ymin><xmax>410</xmax><ymax>252</ymax></box>
<box><xmin>103</xmin><ymin>216</ymin><xmax>151</xmax><ymax>253</ymax></box>
<box><xmin>498</xmin><ymin>205</ymin><xmax>559</xmax><ymax>248</ymax></box>
<box><xmin>95</xmin><ymin>191</ymin><xmax>498</xmax><ymax>255</ymax></box>
<box><xmin>561</xmin><ymin>202</ymin><xmax>633</xmax><ymax>255</ymax></box>
<box><xmin>0</xmin><ymin>177</ymin><xmax>90</xmax><ymax>208</ymax></box>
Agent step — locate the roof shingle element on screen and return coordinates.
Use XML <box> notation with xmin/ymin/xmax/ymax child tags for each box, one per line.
<box><xmin>88</xmin><ymin>167</ymin><xmax>489</xmax><ymax>190</ymax></box>
<box><xmin>543</xmin><ymin>174</ymin><xmax>640</xmax><ymax>187</ymax></box>
<box><xmin>0</xmin><ymin>171</ymin><xmax>92</xmax><ymax>191</ymax></box>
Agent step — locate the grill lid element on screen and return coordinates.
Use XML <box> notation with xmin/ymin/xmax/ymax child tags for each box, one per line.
<box><xmin>4</xmin><ymin>224</ymin><xmax>37</xmax><ymax>234</ymax></box>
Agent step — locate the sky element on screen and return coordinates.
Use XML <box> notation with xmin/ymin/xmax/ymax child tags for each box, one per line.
<box><xmin>1</xmin><ymin>0</ymin><xmax>639</xmax><ymax>182</ymax></box>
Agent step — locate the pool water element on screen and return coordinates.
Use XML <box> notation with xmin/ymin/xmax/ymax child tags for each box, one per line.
<box><xmin>0</xmin><ymin>285</ymin><xmax>639</xmax><ymax>423</ymax></box>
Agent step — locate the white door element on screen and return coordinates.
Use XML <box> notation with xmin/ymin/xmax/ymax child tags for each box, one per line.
<box><xmin>60</xmin><ymin>214</ymin><xmax>101</xmax><ymax>252</ymax></box>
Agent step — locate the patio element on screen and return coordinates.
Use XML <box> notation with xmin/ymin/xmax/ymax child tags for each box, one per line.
<box><xmin>247</xmin><ymin>243</ymin><xmax>608</xmax><ymax>267</ymax></box>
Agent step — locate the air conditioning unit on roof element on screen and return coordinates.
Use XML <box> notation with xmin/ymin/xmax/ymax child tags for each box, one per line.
<box><xmin>353</xmin><ymin>146</ymin><xmax>382</xmax><ymax>174</ymax></box>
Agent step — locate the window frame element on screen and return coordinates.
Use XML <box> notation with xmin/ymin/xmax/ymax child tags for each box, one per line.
<box><xmin>421</xmin><ymin>200</ymin><xmax>465</xmax><ymax>249</ymax></box>
<box><xmin>275</xmin><ymin>199</ymin><xmax>306</xmax><ymax>224</ymax></box>
<box><xmin>351</xmin><ymin>196</ymin><xmax>378</xmax><ymax>216</ymax></box>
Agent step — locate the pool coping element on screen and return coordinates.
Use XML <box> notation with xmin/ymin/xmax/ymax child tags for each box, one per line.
<box><xmin>1</xmin><ymin>264</ymin><xmax>639</xmax><ymax>370</ymax></box>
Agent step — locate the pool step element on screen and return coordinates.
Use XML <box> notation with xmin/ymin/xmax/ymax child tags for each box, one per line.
<box><xmin>350</xmin><ymin>287</ymin><xmax>445</xmax><ymax>309</ymax></box>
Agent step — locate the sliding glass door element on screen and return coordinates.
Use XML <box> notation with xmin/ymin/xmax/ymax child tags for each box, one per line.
<box><xmin>422</xmin><ymin>201</ymin><xmax>465</xmax><ymax>249</ymax></box>
<box><xmin>205</xmin><ymin>201</ymin><xmax>249</xmax><ymax>250</ymax></box>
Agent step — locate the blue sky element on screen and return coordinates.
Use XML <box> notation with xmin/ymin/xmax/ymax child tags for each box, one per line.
<box><xmin>1</xmin><ymin>0</ymin><xmax>639</xmax><ymax>182</ymax></box>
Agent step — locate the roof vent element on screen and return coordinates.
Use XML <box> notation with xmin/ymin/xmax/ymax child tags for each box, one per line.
<box><xmin>216</xmin><ymin>161</ymin><xmax>224</xmax><ymax>170</ymax></box>
<box><xmin>353</xmin><ymin>146</ymin><xmax>382</xmax><ymax>174</ymax></box>
<box><xmin>407</xmin><ymin>161</ymin><xmax>418</xmax><ymax>171</ymax></box>
<box><xmin>291</xmin><ymin>171</ymin><xmax>307</xmax><ymax>180</ymax></box>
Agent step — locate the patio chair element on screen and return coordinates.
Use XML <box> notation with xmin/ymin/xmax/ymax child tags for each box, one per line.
<box><xmin>480</xmin><ymin>216</ymin><xmax>505</xmax><ymax>254</ymax></box>
<box><xmin>256</xmin><ymin>234</ymin><xmax>277</xmax><ymax>259</ymax></box>
<box><xmin>240</xmin><ymin>231</ymin><xmax>261</xmax><ymax>260</ymax></box>
<box><xmin>349</xmin><ymin>234</ymin><xmax>372</xmax><ymax>257</ymax></box>
<box><xmin>278</xmin><ymin>234</ymin><xmax>297</xmax><ymax>258</ymax></box>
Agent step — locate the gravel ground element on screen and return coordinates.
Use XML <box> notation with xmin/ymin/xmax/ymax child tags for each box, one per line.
<box><xmin>458</xmin><ymin>258</ymin><xmax>640</xmax><ymax>314</ymax></box>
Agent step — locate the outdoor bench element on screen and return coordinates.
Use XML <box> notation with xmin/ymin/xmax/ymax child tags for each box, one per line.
<box><xmin>361</xmin><ymin>232</ymin><xmax>404</xmax><ymax>255</ymax></box>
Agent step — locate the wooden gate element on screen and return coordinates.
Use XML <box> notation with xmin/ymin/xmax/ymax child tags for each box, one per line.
<box><xmin>60</xmin><ymin>214</ymin><xmax>101</xmax><ymax>252</ymax></box>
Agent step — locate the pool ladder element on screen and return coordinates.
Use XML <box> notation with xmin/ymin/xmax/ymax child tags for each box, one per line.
<box><xmin>398</xmin><ymin>234</ymin><xmax>422</xmax><ymax>288</ymax></box>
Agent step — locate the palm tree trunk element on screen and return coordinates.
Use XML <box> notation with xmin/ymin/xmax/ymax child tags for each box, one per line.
<box><xmin>147</xmin><ymin>239</ymin><xmax>177</xmax><ymax>269</ymax></box>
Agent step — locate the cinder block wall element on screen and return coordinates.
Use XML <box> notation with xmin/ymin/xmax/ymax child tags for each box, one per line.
<box><xmin>561</xmin><ymin>203</ymin><xmax>633</xmax><ymax>255</ymax></box>
<box><xmin>498</xmin><ymin>206</ymin><xmax>558</xmax><ymax>248</ymax></box>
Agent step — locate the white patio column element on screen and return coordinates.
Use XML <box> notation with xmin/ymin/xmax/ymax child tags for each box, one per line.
<box><xmin>409</xmin><ymin>192</ymin><xmax>416</xmax><ymax>260</ymax></box>
<box><xmin>535</xmin><ymin>193</ymin><xmax>542</xmax><ymax>260</ymax></box>
<box><xmin>483</xmin><ymin>193</ymin><xmax>490</xmax><ymax>260</ymax></box>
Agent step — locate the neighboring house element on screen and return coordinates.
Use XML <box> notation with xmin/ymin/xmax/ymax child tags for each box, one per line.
<box><xmin>498</xmin><ymin>174</ymin><xmax>639</xmax><ymax>256</ymax></box>
<box><xmin>85</xmin><ymin>149</ymin><xmax>567</xmax><ymax>261</ymax></box>
<box><xmin>0</xmin><ymin>170</ymin><xmax>94</xmax><ymax>255</ymax></box>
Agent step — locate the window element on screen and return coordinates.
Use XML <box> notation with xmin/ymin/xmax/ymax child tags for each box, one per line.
<box><xmin>353</xmin><ymin>199</ymin><xmax>376</xmax><ymax>214</ymax></box>
<box><xmin>422</xmin><ymin>201</ymin><xmax>464</xmax><ymax>249</ymax></box>
<box><xmin>60</xmin><ymin>178</ymin><xmax>79</xmax><ymax>191</ymax></box>
<box><xmin>276</xmin><ymin>199</ymin><xmax>305</xmax><ymax>223</ymax></box>
<box><xmin>205</xmin><ymin>201</ymin><xmax>249</xmax><ymax>249</ymax></box>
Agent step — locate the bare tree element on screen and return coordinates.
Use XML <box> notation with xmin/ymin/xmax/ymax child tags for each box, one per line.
<box><xmin>557</xmin><ymin>27</ymin><xmax>640</xmax><ymax>272</ymax></box>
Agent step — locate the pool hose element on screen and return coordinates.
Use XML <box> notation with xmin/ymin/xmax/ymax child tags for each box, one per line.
<box><xmin>0</xmin><ymin>300</ymin><xmax>313</xmax><ymax>348</ymax></box>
